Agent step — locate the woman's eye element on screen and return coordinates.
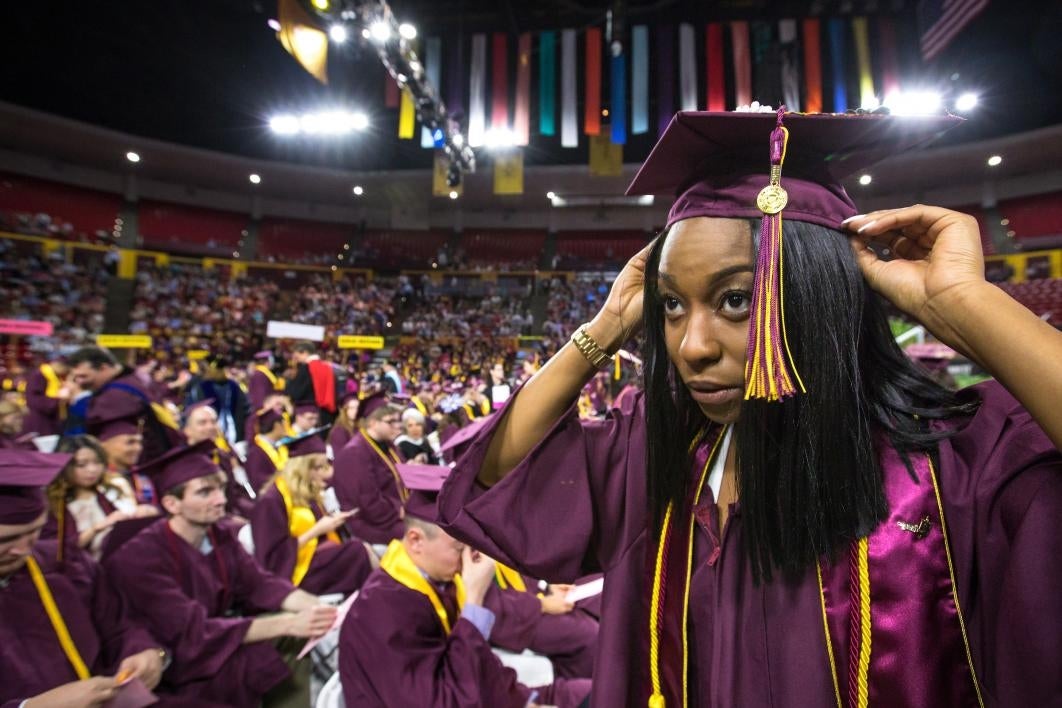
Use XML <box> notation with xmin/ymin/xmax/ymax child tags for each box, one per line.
<box><xmin>721</xmin><ymin>291</ymin><xmax>751</xmax><ymax>314</ymax></box>
<box><xmin>662</xmin><ymin>296</ymin><xmax>684</xmax><ymax>316</ymax></box>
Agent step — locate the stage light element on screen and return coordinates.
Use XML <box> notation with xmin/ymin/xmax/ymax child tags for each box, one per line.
<box><xmin>311</xmin><ymin>0</ymin><xmax>329</xmax><ymax>9</ymax></box>
<box><xmin>449</xmin><ymin>190</ymin><xmax>459</xmax><ymax>200</ymax></box>
<box><xmin>370</xmin><ymin>21</ymin><xmax>391</xmax><ymax>42</ymax></box>
<box><xmin>361</xmin><ymin>28</ymin><xmax>371</xmax><ymax>39</ymax></box>
<box><xmin>399</xmin><ymin>23</ymin><xmax>417</xmax><ymax>40</ymax></box>
<box><xmin>269</xmin><ymin>115</ymin><xmax>300</xmax><ymax>135</ymax></box>
<box><xmin>987</xmin><ymin>155</ymin><xmax>1002</xmax><ymax>167</ymax></box>
<box><xmin>546</xmin><ymin>191</ymin><xmax>556</xmax><ymax>199</ymax></box>
<box><xmin>249</xmin><ymin>173</ymin><xmax>261</xmax><ymax>184</ymax></box>
<box><xmin>329</xmin><ymin>25</ymin><xmax>348</xmax><ymax>43</ymax></box>
<box><xmin>452</xmin><ymin>133</ymin><xmax>464</xmax><ymax>147</ymax></box>
<box><xmin>883</xmin><ymin>90</ymin><xmax>942</xmax><ymax>116</ymax></box>
<box><xmin>858</xmin><ymin>174</ymin><xmax>872</xmax><ymax>186</ymax></box>
<box><xmin>955</xmin><ymin>92</ymin><xmax>978</xmax><ymax>112</ymax></box>
<box><xmin>267</xmin><ymin>19</ymin><xmax>281</xmax><ymax>32</ymax></box>
<box><xmin>126</xmin><ymin>151</ymin><xmax>140</xmax><ymax>163</ymax></box>
<box><xmin>859</xmin><ymin>96</ymin><xmax>881</xmax><ymax>111</ymax></box>
<box><xmin>352</xmin><ymin>185</ymin><xmax>364</xmax><ymax>196</ymax></box>
<box><xmin>483</xmin><ymin>127</ymin><xmax>515</xmax><ymax>149</ymax></box>
<box><xmin>351</xmin><ymin>112</ymin><xmax>369</xmax><ymax>130</ymax></box>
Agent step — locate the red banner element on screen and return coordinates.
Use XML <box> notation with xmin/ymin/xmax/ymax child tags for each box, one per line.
<box><xmin>513</xmin><ymin>33</ymin><xmax>532</xmax><ymax>145</ymax></box>
<box><xmin>584</xmin><ymin>27</ymin><xmax>602</xmax><ymax>135</ymax></box>
<box><xmin>802</xmin><ymin>19</ymin><xmax>823</xmax><ymax>114</ymax></box>
<box><xmin>384</xmin><ymin>69</ymin><xmax>399</xmax><ymax>108</ymax></box>
<box><xmin>492</xmin><ymin>32</ymin><xmax>509</xmax><ymax>129</ymax></box>
<box><xmin>878</xmin><ymin>17</ymin><xmax>901</xmax><ymax>98</ymax></box>
<box><xmin>706</xmin><ymin>23</ymin><xmax>725</xmax><ymax>111</ymax></box>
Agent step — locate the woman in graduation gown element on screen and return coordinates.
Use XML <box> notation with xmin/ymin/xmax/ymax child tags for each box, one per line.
<box><xmin>250</xmin><ymin>431</ymin><xmax>375</xmax><ymax>596</ymax></box>
<box><xmin>438</xmin><ymin>110</ymin><xmax>1062</xmax><ymax>708</ymax></box>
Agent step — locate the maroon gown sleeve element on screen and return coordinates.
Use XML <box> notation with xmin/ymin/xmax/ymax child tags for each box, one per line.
<box><xmin>437</xmin><ymin>387</ymin><xmax>649</xmax><ymax>582</ymax></box>
<box><xmin>249</xmin><ymin>486</ymin><xmax>297</xmax><ymax>582</ymax></box>
<box><xmin>937</xmin><ymin>381</ymin><xmax>1062</xmax><ymax>706</ymax></box>
<box><xmin>222</xmin><ymin>531</ymin><xmax>297</xmax><ymax>613</ymax></box>
<box><xmin>482</xmin><ymin>584</ymin><xmax>542</xmax><ymax>654</ymax></box>
<box><xmin>243</xmin><ymin>444</ymin><xmax>277</xmax><ymax>494</ymax></box>
<box><xmin>85</xmin><ymin>552</ymin><xmax>160</xmax><ymax>667</ymax></box>
<box><xmin>333</xmin><ymin>442</ymin><xmax>406</xmax><ymax>544</ymax></box>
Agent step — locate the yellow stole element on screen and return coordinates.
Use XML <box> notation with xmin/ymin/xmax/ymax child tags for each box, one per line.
<box><xmin>494</xmin><ymin>563</ymin><xmax>528</xmax><ymax>592</ymax></box>
<box><xmin>214</xmin><ymin>435</ymin><xmax>231</xmax><ymax>453</ymax></box>
<box><xmin>275</xmin><ymin>476</ymin><xmax>340</xmax><ymax>586</ymax></box>
<box><xmin>379</xmin><ymin>540</ymin><xmax>466</xmax><ymax>634</ymax></box>
<box><xmin>26</xmin><ymin>556</ymin><xmax>90</xmax><ymax>680</ymax></box>
<box><xmin>150</xmin><ymin>402</ymin><xmax>180</xmax><ymax>430</ymax></box>
<box><xmin>359</xmin><ymin>429</ymin><xmax>408</xmax><ymax>502</ymax></box>
<box><xmin>255</xmin><ymin>435</ymin><xmax>289</xmax><ymax>471</ymax></box>
<box><xmin>255</xmin><ymin>365</ymin><xmax>285</xmax><ymax>391</ymax></box>
<box><xmin>40</xmin><ymin>363</ymin><xmax>67</xmax><ymax>420</ymax></box>
<box><xmin>411</xmin><ymin>396</ymin><xmax>428</xmax><ymax>416</ymax></box>
<box><xmin>462</xmin><ymin>403</ymin><xmax>477</xmax><ymax>421</ymax></box>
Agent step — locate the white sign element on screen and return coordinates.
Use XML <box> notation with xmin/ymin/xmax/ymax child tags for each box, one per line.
<box><xmin>266</xmin><ymin>321</ymin><xmax>325</xmax><ymax>342</ymax></box>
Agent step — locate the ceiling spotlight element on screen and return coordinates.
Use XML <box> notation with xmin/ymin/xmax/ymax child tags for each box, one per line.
<box><xmin>987</xmin><ymin>155</ymin><xmax>1003</xmax><ymax>167</ymax></box>
<box><xmin>369</xmin><ymin>21</ymin><xmax>391</xmax><ymax>42</ymax></box>
<box><xmin>352</xmin><ymin>112</ymin><xmax>369</xmax><ymax>130</ymax></box>
<box><xmin>249</xmin><ymin>173</ymin><xmax>261</xmax><ymax>184</ymax></box>
<box><xmin>483</xmin><ymin>127</ymin><xmax>515</xmax><ymax>149</ymax></box>
<box><xmin>452</xmin><ymin>133</ymin><xmax>464</xmax><ymax>147</ymax></box>
<box><xmin>267</xmin><ymin>18</ymin><xmax>281</xmax><ymax>32</ymax></box>
<box><xmin>126</xmin><ymin>151</ymin><xmax>140</xmax><ymax>163</ymax></box>
<box><xmin>311</xmin><ymin>0</ymin><xmax>329</xmax><ymax>9</ymax></box>
<box><xmin>352</xmin><ymin>185</ymin><xmax>364</xmax><ymax>196</ymax></box>
<box><xmin>546</xmin><ymin>191</ymin><xmax>556</xmax><ymax>199</ymax></box>
<box><xmin>361</xmin><ymin>28</ymin><xmax>371</xmax><ymax>39</ymax></box>
<box><xmin>955</xmin><ymin>92</ymin><xmax>979</xmax><ymax>112</ymax></box>
<box><xmin>882</xmin><ymin>90</ymin><xmax>942</xmax><ymax>116</ymax></box>
<box><xmin>269</xmin><ymin>115</ymin><xmax>300</xmax><ymax>135</ymax></box>
<box><xmin>858</xmin><ymin>174</ymin><xmax>872</xmax><ymax>186</ymax></box>
<box><xmin>329</xmin><ymin>25</ymin><xmax>348</xmax><ymax>43</ymax></box>
<box><xmin>449</xmin><ymin>190</ymin><xmax>459</xmax><ymax>200</ymax></box>
<box><xmin>398</xmin><ymin>23</ymin><xmax>417</xmax><ymax>40</ymax></box>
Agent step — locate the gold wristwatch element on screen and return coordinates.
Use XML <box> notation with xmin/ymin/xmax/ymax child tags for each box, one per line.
<box><xmin>570</xmin><ymin>323</ymin><xmax>615</xmax><ymax>370</ymax></box>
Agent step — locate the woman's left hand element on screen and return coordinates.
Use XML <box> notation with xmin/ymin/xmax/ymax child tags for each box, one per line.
<box><xmin>844</xmin><ymin>205</ymin><xmax>986</xmax><ymax>344</ymax></box>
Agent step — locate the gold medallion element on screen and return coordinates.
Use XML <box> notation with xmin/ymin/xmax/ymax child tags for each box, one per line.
<box><xmin>757</xmin><ymin>184</ymin><xmax>788</xmax><ymax>215</ymax></box>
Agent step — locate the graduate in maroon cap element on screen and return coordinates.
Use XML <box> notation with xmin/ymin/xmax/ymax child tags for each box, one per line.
<box><xmin>249</xmin><ymin>428</ymin><xmax>374</xmax><ymax>596</ymax></box>
<box><xmin>244</xmin><ymin>407</ymin><xmax>290</xmax><ymax>494</ymax></box>
<box><xmin>89</xmin><ymin>405</ymin><xmax>161</xmax><ymax>507</ymax></box>
<box><xmin>339</xmin><ymin>465</ymin><xmax>592</xmax><ymax>708</ymax></box>
<box><xmin>104</xmin><ymin>441</ymin><xmax>338</xmax><ymax>708</ymax></box>
<box><xmin>182</xmin><ymin>400</ymin><xmax>254</xmax><ymax>520</ymax></box>
<box><xmin>438</xmin><ymin>109</ymin><xmax>1062</xmax><ymax>707</ymax></box>
<box><xmin>290</xmin><ymin>402</ymin><xmax>320</xmax><ymax>436</ymax></box>
<box><xmin>331</xmin><ymin>391</ymin><xmax>408</xmax><ymax>544</ymax></box>
<box><xmin>327</xmin><ymin>391</ymin><xmax>360</xmax><ymax>454</ymax></box>
<box><xmin>247</xmin><ymin>351</ymin><xmax>285</xmax><ymax>425</ymax></box>
<box><xmin>19</xmin><ymin>354</ymin><xmax>71</xmax><ymax>438</ymax></box>
<box><xmin>0</xmin><ymin>450</ymin><xmax>168</xmax><ymax>708</ymax></box>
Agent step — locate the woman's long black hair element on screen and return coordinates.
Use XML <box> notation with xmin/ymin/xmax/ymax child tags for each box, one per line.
<box><xmin>643</xmin><ymin>219</ymin><xmax>979</xmax><ymax>583</ymax></box>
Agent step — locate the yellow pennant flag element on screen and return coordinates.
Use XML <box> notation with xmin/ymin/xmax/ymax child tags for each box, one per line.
<box><xmin>493</xmin><ymin>150</ymin><xmax>524</xmax><ymax>195</ymax></box>
<box><xmin>589</xmin><ymin>133</ymin><xmax>623</xmax><ymax>177</ymax></box>
<box><xmin>852</xmin><ymin>17</ymin><xmax>875</xmax><ymax>108</ymax></box>
<box><xmin>276</xmin><ymin>0</ymin><xmax>328</xmax><ymax>84</ymax></box>
<box><xmin>433</xmin><ymin>151</ymin><xmax>462</xmax><ymax>197</ymax></box>
<box><xmin>399</xmin><ymin>88</ymin><xmax>416</xmax><ymax>139</ymax></box>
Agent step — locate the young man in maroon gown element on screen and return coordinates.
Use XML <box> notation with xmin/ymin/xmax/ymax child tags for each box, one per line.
<box><xmin>0</xmin><ymin>449</ymin><xmax>167</xmax><ymax>708</ymax></box>
<box><xmin>19</xmin><ymin>356</ymin><xmax>70</xmax><ymax>438</ymax></box>
<box><xmin>104</xmin><ymin>441</ymin><xmax>338</xmax><ymax>708</ymax></box>
<box><xmin>182</xmin><ymin>399</ymin><xmax>254</xmax><ymax>519</ymax></box>
<box><xmin>339</xmin><ymin>471</ymin><xmax>591</xmax><ymax>708</ymax></box>
<box><xmin>244</xmin><ymin>408</ymin><xmax>289</xmax><ymax>494</ymax></box>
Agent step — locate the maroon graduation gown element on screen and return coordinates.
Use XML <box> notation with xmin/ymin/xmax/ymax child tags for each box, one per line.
<box><xmin>213</xmin><ymin>447</ymin><xmax>255</xmax><ymax>519</ymax></box>
<box><xmin>20</xmin><ymin>367</ymin><xmax>64</xmax><ymax>436</ymax></box>
<box><xmin>438</xmin><ymin>381</ymin><xmax>1062</xmax><ymax>708</ymax></box>
<box><xmin>0</xmin><ymin>541</ymin><xmax>158</xmax><ymax>708</ymax></box>
<box><xmin>105</xmin><ymin>519</ymin><xmax>297</xmax><ymax>708</ymax></box>
<box><xmin>249</xmin><ymin>484</ymin><xmax>373</xmax><ymax>596</ymax></box>
<box><xmin>243</xmin><ymin>439</ymin><xmax>282</xmax><ymax>495</ymax></box>
<box><xmin>332</xmin><ymin>433</ymin><xmax>406</xmax><ymax>544</ymax></box>
<box><xmin>327</xmin><ymin>423</ymin><xmax>354</xmax><ymax>454</ymax></box>
<box><xmin>339</xmin><ymin>567</ymin><xmax>590</xmax><ymax>708</ymax></box>
<box><xmin>89</xmin><ymin>371</ymin><xmax>183</xmax><ymax>462</ymax></box>
<box><xmin>245</xmin><ymin>368</ymin><xmax>281</xmax><ymax>441</ymax></box>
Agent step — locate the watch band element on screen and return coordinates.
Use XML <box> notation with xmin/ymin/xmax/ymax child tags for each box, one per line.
<box><xmin>570</xmin><ymin>323</ymin><xmax>615</xmax><ymax>370</ymax></box>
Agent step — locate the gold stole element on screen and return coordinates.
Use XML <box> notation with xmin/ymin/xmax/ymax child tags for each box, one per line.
<box><xmin>411</xmin><ymin>396</ymin><xmax>428</xmax><ymax>416</ymax></box>
<box><xmin>255</xmin><ymin>365</ymin><xmax>285</xmax><ymax>391</ymax></box>
<box><xmin>275</xmin><ymin>477</ymin><xmax>340</xmax><ymax>586</ymax></box>
<box><xmin>150</xmin><ymin>402</ymin><xmax>180</xmax><ymax>430</ymax></box>
<box><xmin>494</xmin><ymin>563</ymin><xmax>528</xmax><ymax>592</ymax></box>
<box><xmin>462</xmin><ymin>403</ymin><xmax>477</xmax><ymax>421</ymax></box>
<box><xmin>214</xmin><ymin>435</ymin><xmax>231</xmax><ymax>453</ymax></box>
<box><xmin>255</xmin><ymin>435</ymin><xmax>289</xmax><ymax>471</ymax></box>
<box><xmin>40</xmin><ymin>363</ymin><xmax>67</xmax><ymax>420</ymax></box>
<box><xmin>26</xmin><ymin>556</ymin><xmax>90</xmax><ymax>680</ymax></box>
<box><xmin>379</xmin><ymin>540</ymin><xmax>466</xmax><ymax>634</ymax></box>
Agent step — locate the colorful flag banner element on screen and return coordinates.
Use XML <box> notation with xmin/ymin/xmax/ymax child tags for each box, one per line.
<box><xmin>421</xmin><ymin>37</ymin><xmax>442</xmax><ymax>147</ymax></box>
<box><xmin>730</xmin><ymin>21</ymin><xmax>752</xmax><ymax>107</ymax></box>
<box><xmin>779</xmin><ymin>19</ymin><xmax>801</xmax><ymax>111</ymax></box>
<box><xmin>468</xmin><ymin>34</ymin><xmax>487</xmax><ymax>147</ymax></box>
<box><xmin>852</xmin><ymin>17</ymin><xmax>875</xmax><ymax>108</ymax></box>
<box><xmin>631</xmin><ymin>25</ymin><xmax>649</xmax><ymax>134</ymax></box>
<box><xmin>706</xmin><ymin>22</ymin><xmax>725</xmax><ymax>111</ymax></box>
<box><xmin>678</xmin><ymin>23</ymin><xmax>697</xmax><ymax>111</ymax></box>
<box><xmin>514</xmin><ymin>33</ymin><xmax>531</xmax><ymax>145</ymax></box>
<box><xmin>433</xmin><ymin>151</ymin><xmax>462</xmax><ymax>197</ymax></box>
<box><xmin>493</xmin><ymin>150</ymin><xmax>524</xmax><ymax>195</ymax></box>
<box><xmin>446</xmin><ymin>36</ymin><xmax>464</xmax><ymax>116</ymax></box>
<box><xmin>589</xmin><ymin>133</ymin><xmax>623</xmax><ymax>176</ymax></box>
<box><xmin>398</xmin><ymin>87</ymin><xmax>416</xmax><ymax>139</ymax></box>
<box><xmin>611</xmin><ymin>47</ymin><xmax>627</xmax><ymax>144</ymax></box>
<box><xmin>877</xmin><ymin>17</ymin><xmax>901</xmax><ymax>98</ymax></box>
<box><xmin>802</xmin><ymin>19</ymin><xmax>823</xmax><ymax>113</ymax></box>
<box><xmin>539</xmin><ymin>31</ymin><xmax>557</xmax><ymax>136</ymax></box>
<box><xmin>561</xmin><ymin>29</ymin><xmax>578</xmax><ymax>148</ymax></box>
<box><xmin>276</xmin><ymin>0</ymin><xmax>328</xmax><ymax>83</ymax></box>
<box><xmin>656</xmin><ymin>25</ymin><xmax>674</xmax><ymax>135</ymax></box>
<box><xmin>828</xmin><ymin>19</ymin><xmax>848</xmax><ymax>112</ymax></box>
<box><xmin>492</xmin><ymin>33</ymin><xmax>509</xmax><ymax>129</ymax></box>
<box><xmin>585</xmin><ymin>27</ymin><xmax>602</xmax><ymax>135</ymax></box>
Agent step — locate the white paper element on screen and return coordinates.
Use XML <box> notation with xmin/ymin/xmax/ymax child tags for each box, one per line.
<box><xmin>564</xmin><ymin>577</ymin><xmax>604</xmax><ymax>603</ymax></box>
<box><xmin>297</xmin><ymin>592</ymin><xmax>358</xmax><ymax>659</ymax></box>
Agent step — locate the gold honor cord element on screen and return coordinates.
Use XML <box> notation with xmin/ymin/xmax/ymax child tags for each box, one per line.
<box><xmin>27</xmin><ymin>556</ymin><xmax>91</xmax><ymax>680</ymax></box>
<box><xmin>360</xmin><ymin>429</ymin><xmax>409</xmax><ymax>502</ymax></box>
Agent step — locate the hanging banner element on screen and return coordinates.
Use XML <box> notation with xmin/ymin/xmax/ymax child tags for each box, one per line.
<box><xmin>0</xmin><ymin>319</ymin><xmax>53</xmax><ymax>336</ymax></box>
<box><xmin>266</xmin><ymin>321</ymin><xmax>324</xmax><ymax>342</ymax></box>
<box><xmin>706</xmin><ymin>22</ymin><xmax>726</xmax><ymax>111</ymax></box>
<box><xmin>493</xmin><ymin>150</ymin><xmax>524</xmax><ymax>195</ymax></box>
<box><xmin>610</xmin><ymin>47</ymin><xmax>627</xmax><ymax>144</ymax></box>
<box><xmin>433</xmin><ymin>151</ymin><xmax>462</xmax><ymax>197</ymax></box>
<box><xmin>337</xmin><ymin>335</ymin><xmax>385</xmax><ymax>350</ymax></box>
<box><xmin>187</xmin><ymin>350</ymin><xmax>210</xmax><ymax>361</ymax></box>
<box><xmin>514</xmin><ymin>33</ymin><xmax>531</xmax><ymax>145</ymax></box>
<box><xmin>730</xmin><ymin>21</ymin><xmax>752</xmax><ymax>107</ymax></box>
<box><xmin>276</xmin><ymin>0</ymin><xmax>328</xmax><ymax>84</ymax></box>
<box><xmin>421</xmin><ymin>38</ymin><xmax>442</xmax><ymax>148</ymax></box>
<box><xmin>584</xmin><ymin>27</ymin><xmax>602</xmax><ymax>135</ymax></box>
<box><xmin>678</xmin><ymin>23</ymin><xmax>697</xmax><ymax>111</ymax></box>
<box><xmin>828</xmin><ymin>19</ymin><xmax>849</xmax><ymax>112</ymax></box>
<box><xmin>96</xmin><ymin>334</ymin><xmax>153</xmax><ymax>349</ymax></box>
<box><xmin>446</xmin><ymin>37</ymin><xmax>464</xmax><ymax>116</ymax></box>
<box><xmin>852</xmin><ymin>17</ymin><xmax>875</xmax><ymax>108</ymax></box>
<box><xmin>539</xmin><ymin>31</ymin><xmax>557</xmax><ymax>136</ymax></box>
<box><xmin>631</xmin><ymin>25</ymin><xmax>649</xmax><ymax>134</ymax></box>
<box><xmin>561</xmin><ymin>29</ymin><xmax>578</xmax><ymax>148</ymax></box>
<box><xmin>589</xmin><ymin>133</ymin><xmax>623</xmax><ymax>177</ymax></box>
<box><xmin>468</xmin><ymin>34</ymin><xmax>487</xmax><ymax>147</ymax></box>
<box><xmin>878</xmin><ymin>17</ymin><xmax>901</xmax><ymax>99</ymax></box>
<box><xmin>385</xmin><ymin>71</ymin><xmax>400</xmax><ymax>108</ymax></box>
<box><xmin>491</xmin><ymin>33</ymin><xmax>509</xmax><ymax>130</ymax></box>
<box><xmin>803</xmin><ymin>18</ymin><xmax>823</xmax><ymax>113</ymax></box>
<box><xmin>656</xmin><ymin>24</ymin><xmax>675</xmax><ymax>136</ymax></box>
<box><xmin>398</xmin><ymin>87</ymin><xmax>416</xmax><ymax>139</ymax></box>
<box><xmin>779</xmin><ymin>19</ymin><xmax>801</xmax><ymax>111</ymax></box>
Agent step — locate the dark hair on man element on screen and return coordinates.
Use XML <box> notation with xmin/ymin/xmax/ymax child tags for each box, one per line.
<box><xmin>292</xmin><ymin>341</ymin><xmax>316</xmax><ymax>355</ymax></box>
<box><xmin>642</xmin><ymin>219</ymin><xmax>979</xmax><ymax>583</ymax></box>
<box><xmin>67</xmin><ymin>346</ymin><xmax>119</xmax><ymax>369</ymax></box>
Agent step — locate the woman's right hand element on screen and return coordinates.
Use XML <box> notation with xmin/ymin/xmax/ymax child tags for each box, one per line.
<box><xmin>589</xmin><ymin>241</ymin><xmax>655</xmax><ymax>352</ymax></box>
<box><xmin>312</xmin><ymin>510</ymin><xmax>357</xmax><ymax>538</ymax></box>
<box><xmin>100</xmin><ymin>510</ymin><xmax>130</xmax><ymax>530</ymax></box>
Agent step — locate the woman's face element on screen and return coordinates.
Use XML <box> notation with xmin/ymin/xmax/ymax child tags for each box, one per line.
<box><xmin>0</xmin><ymin>409</ymin><xmax>22</xmax><ymax>436</ymax></box>
<box><xmin>404</xmin><ymin>418</ymin><xmax>424</xmax><ymax>439</ymax></box>
<box><xmin>308</xmin><ymin>455</ymin><xmax>334</xmax><ymax>485</ymax></box>
<box><xmin>656</xmin><ymin>217</ymin><xmax>754</xmax><ymax>425</ymax></box>
<box><xmin>344</xmin><ymin>399</ymin><xmax>360</xmax><ymax>421</ymax></box>
<box><xmin>67</xmin><ymin>447</ymin><xmax>105</xmax><ymax>489</ymax></box>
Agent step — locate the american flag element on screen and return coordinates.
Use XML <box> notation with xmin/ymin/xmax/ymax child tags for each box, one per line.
<box><xmin>918</xmin><ymin>0</ymin><xmax>991</xmax><ymax>61</ymax></box>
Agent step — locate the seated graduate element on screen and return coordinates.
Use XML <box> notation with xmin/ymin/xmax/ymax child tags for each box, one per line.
<box><xmin>245</xmin><ymin>408</ymin><xmax>290</xmax><ymax>494</ymax></box>
<box><xmin>250</xmin><ymin>429</ymin><xmax>375</xmax><ymax>596</ymax></box>
<box><xmin>0</xmin><ymin>449</ymin><xmax>167</xmax><ymax>708</ymax></box>
<box><xmin>327</xmin><ymin>392</ymin><xmax>359</xmax><ymax>453</ymax></box>
<box><xmin>104</xmin><ymin>441</ymin><xmax>338</xmax><ymax>708</ymax></box>
<box><xmin>182</xmin><ymin>400</ymin><xmax>255</xmax><ymax>520</ymax></box>
<box><xmin>339</xmin><ymin>466</ymin><xmax>592</xmax><ymax>708</ymax></box>
<box><xmin>86</xmin><ymin>405</ymin><xmax>156</xmax><ymax>506</ymax></box>
<box><xmin>290</xmin><ymin>403</ymin><xmax>320</xmax><ymax>436</ymax></box>
<box><xmin>331</xmin><ymin>391</ymin><xmax>408</xmax><ymax>544</ymax></box>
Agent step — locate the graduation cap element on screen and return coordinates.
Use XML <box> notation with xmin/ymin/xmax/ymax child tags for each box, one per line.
<box><xmin>354</xmin><ymin>390</ymin><xmax>391</xmax><ymax>422</ymax></box>
<box><xmin>627</xmin><ymin>109</ymin><xmax>961</xmax><ymax>402</ymax></box>
<box><xmin>282</xmin><ymin>427</ymin><xmax>330</xmax><ymax>457</ymax></box>
<box><xmin>293</xmin><ymin>402</ymin><xmax>320</xmax><ymax>416</ymax></box>
<box><xmin>133</xmin><ymin>440</ymin><xmax>220</xmax><ymax>497</ymax></box>
<box><xmin>254</xmin><ymin>407</ymin><xmax>285</xmax><ymax>435</ymax></box>
<box><xmin>397</xmin><ymin>463</ymin><xmax>452</xmax><ymax>522</ymax></box>
<box><xmin>86</xmin><ymin>399</ymin><xmax>146</xmax><ymax>442</ymax></box>
<box><xmin>439</xmin><ymin>416</ymin><xmax>491</xmax><ymax>457</ymax></box>
<box><xmin>0</xmin><ymin>450</ymin><xmax>69</xmax><ymax>524</ymax></box>
<box><xmin>99</xmin><ymin>515</ymin><xmax>163</xmax><ymax>562</ymax></box>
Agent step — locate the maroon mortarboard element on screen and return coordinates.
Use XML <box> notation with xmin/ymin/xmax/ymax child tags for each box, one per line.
<box><xmin>355</xmin><ymin>390</ymin><xmax>390</xmax><ymax>422</ymax></box>
<box><xmin>182</xmin><ymin>398</ymin><xmax>216</xmax><ymax>424</ymax></box>
<box><xmin>255</xmin><ymin>408</ymin><xmax>285</xmax><ymax>435</ymax></box>
<box><xmin>99</xmin><ymin>515</ymin><xmax>164</xmax><ymax>562</ymax></box>
<box><xmin>293</xmin><ymin>402</ymin><xmax>319</xmax><ymax>416</ymax></box>
<box><xmin>397</xmin><ymin>463</ymin><xmax>452</xmax><ymax>522</ymax></box>
<box><xmin>87</xmin><ymin>396</ymin><xmax>147</xmax><ymax>441</ymax></box>
<box><xmin>0</xmin><ymin>450</ymin><xmax>70</xmax><ymax>524</ymax></box>
<box><xmin>254</xmin><ymin>350</ymin><xmax>274</xmax><ymax>361</ymax></box>
<box><xmin>439</xmin><ymin>416</ymin><xmax>492</xmax><ymax>455</ymax></box>
<box><xmin>286</xmin><ymin>428</ymin><xmax>329</xmax><ymax>457</ymax></box>
<box><xmin>134</xmin><ymin>440</ymin><xmax>220</xmax><ymax>496</ymax></box>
